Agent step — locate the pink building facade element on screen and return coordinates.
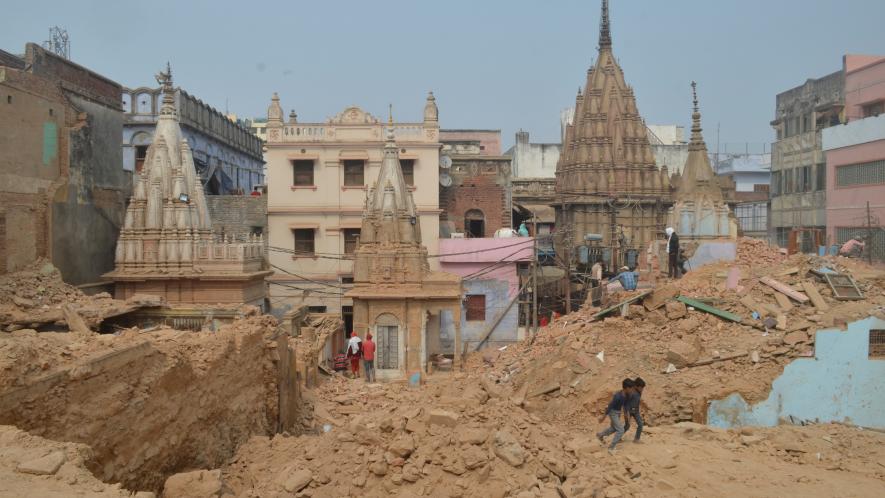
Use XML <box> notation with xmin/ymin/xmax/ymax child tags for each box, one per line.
<box><xmin>822</xmin><ymin>55</ymin><xmax>885</xmax><ymax>261</ymax></box>
<box><xmin>438</xmin><ymin>238</ymin><xmax>533</xmax><ymax>350</ymax></box>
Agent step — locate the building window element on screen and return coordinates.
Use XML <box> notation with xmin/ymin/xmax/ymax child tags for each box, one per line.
<box><xmin>135</xmin><ymin>145</ymin><xmax>149</xmax><ymax>173</ymax></box>
<box><xmin>870</xmin><ymin>330</ymin><xmax>885</xmax><ymax>358</ymax></box>
<box><xmin>307</xmin><ymin>306</ymin><xmax>327</xmax><ymax>313</ymax></box>
<box><xmin>798</xmin><ymin>165</ymin><xmax>812</xmax><ymax>193</ymax></box>
<box><xmin>783</xmin><ymin>168</ymin><xmax>794</xmax><ymax>194</ymax></box>
<box><xmin>770</xmin><ymin>170</ymin><xmax>781</xmax><ymax>197</ymax></box>
<box><xmin>340</xmin><ymin>276</ymin><xmax>354</xmax><ymax>284</ymax></box>
<box><xmin>342</xmin><ymin>228</ymin><xmax>360</xmax><ymax>254</ymax></box>
<box><xmin>862</xmin><ymin>101</ymin><xmax>884</xmax><ymax>118</ymax></box>
<box><xmin>734</xmin><ymin>202</ymin><xmax>767</xmax><ymax>233</ymax></box>
<box><xmin>292</xmin><ymin>160</ymin><xmax>314</xmax><ymax>186</ymax></box>
<box><xmin>343</xmin><ymin>160</ymin><xmax>364</xmax><ymax>186</ymax></box>
<box><xmin>293</xmin><ymin>228</ymin><xmax>315</xmax><ymax>255</ymax></box>
<box><xmin>465</xmin><ymin>209</ymin><xmax>485</xmax><ymax>238</ymax></box>
<box><xmin>465</xmin><ymin>295</ymin><xmax>486</xmax><ymax>321</ymax></box>
<box><xmin>835</xmin><ymin>159</ymin><xmax>885</xmax><ymax>187</ymax></box>
<box><xmin>815</xmin><ymin>163</ymin><xmax>826</xmax><ymax>191</ymax></box>
<box><xmin>400</xmin><ymin>159</ymin><xmax>415</xmax><ymax>186</ymax></box>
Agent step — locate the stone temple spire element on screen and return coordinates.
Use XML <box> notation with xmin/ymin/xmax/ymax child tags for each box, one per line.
<box><xmin>599</xmin><ymin>0</ymin><xmax>612</xmax><ymax>50</ymax></box>
<box><xmin>676</xmin><ymin>81</ymin><xmax>721</xmax><ymax>201</ymax></box>
<box><xmin>353</xmin><ymin>106</ymin><xmax>428</xmax><ymax>284</ymax></box>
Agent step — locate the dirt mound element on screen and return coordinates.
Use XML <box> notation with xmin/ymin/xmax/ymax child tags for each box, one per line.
<box><xmin>0</xmin><ymin>315</ymin><xmax>282</xmax><ymax>492</ymax></box>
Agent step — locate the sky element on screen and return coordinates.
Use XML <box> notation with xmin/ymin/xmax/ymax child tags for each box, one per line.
<box><xmin>2</xmin><ymin>0</ymin><xmax>884</xmax><ymax>152</ymax></box>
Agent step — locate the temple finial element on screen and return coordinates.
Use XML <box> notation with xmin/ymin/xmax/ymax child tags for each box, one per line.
<box><xmin>388</xmin><ymin>103</ymin><xmax>393</xmax><ymax>125</ymax></box>
<box><xmin>599</xmin><ymin>0</ymin><xmax>612</xmax><ymax>50</ymax></box>
<box><xmin>691</xmin><ymin>80</ymin><xmax>698</xmax><ymax>113</ymax></box>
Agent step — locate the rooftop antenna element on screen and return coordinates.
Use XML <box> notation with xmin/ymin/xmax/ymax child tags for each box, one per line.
<box><xmin>43</xmin><ymin>26</ymin><xmax>70</xmax><ymax>59</ymax></box>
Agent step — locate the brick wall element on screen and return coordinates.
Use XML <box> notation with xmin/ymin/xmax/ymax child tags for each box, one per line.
<box><xmin>24</xmin><ymin>43</ymin><xmax>121</xmax><ymax>108</ymax></box>
<box><xmin>206</xmin><ymin>195</ymin><xmax>268</xmax><ymax>240</ymax></box>
<box><xmin>440</xmin><ymin>174</ymin><xmax>508</xmax><ymax>236</ymax></box>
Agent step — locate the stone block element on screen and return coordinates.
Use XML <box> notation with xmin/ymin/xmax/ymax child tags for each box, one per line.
<box><xmin>163</xmin><ymin>469</ymin><xmax>224</xmax><ymax>498</ymax></box>
<box><xmin>16</xmin><ymin>451</ymin><xmax>65</xmax><ymax>476</ymax></box>
<box><xmin>429</xmin><ymin>409</ymin><xmax>459</xmax><ymax>428</ymax></box>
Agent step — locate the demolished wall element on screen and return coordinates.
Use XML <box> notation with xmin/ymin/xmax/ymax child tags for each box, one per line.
<box><xmin>708</xmin><ymin>316</ymin><xmax>885</xmax><ymax>429</ymax></box>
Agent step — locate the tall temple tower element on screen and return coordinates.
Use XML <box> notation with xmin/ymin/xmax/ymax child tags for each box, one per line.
<box><xmin>554</xmin><ymin>0</ymin><xmax>672</xmax><ymax>268</ymax></box>
<box><xmin>347</xmin><ymin>112</ymin><xmax>462</xmax><ymax>380</ymax></box>
<box><xmin>667</xmin><ymin>82</ymin><xmax>737</xmax><ymax>239</ymax></box>
<box><xmin>104</xmin><ymin>65</ymin><xmax>270</xmax><ymax>306</ymax></box>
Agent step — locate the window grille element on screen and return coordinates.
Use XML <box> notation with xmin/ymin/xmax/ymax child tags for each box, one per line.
<box><xmin>292</xmin><ymin>160</ymin><xmax>314</xmax><ymax>186</ymax></box>
<box><xmin>293</xmin><ymin>229</ymin><xmax>315</xmax><ymax>255</ymax></box>
<box><xmin>343</xmin><ymin>160</ymin><xmax>364</xmax><ymax>186</ymax></box>
<box><xmin>835</xmin><ymin>160</ymin><xmax>885</xmax><ymax>187</ymax></box>
<box><xmin>870</xmin><ymin>330</ymin><xmax>885</xmax><ymax>358</ymax></box>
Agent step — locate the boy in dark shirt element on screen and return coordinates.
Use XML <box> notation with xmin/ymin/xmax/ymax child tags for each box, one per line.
<box><xmin>596</xmin><ymin>378</ymin><xmax>635</xmax><ymax>454</ymax></box>
<box><xmin>625</xmin><ymin>377</ymin><xmax>646</xmax><ymax>443</ymax></box>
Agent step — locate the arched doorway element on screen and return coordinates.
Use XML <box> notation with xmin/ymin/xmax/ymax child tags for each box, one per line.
<box><xmin>465</xmin><ymin>209</ymin><xmax>485</xmax><ymax>238</ymax></box>
<box><xmin>374</xmin><ymin>313</ymin><xmax>401</xmax><ymax>370</ymax></box>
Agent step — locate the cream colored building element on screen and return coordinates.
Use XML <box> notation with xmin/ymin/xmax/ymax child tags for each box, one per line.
<box><xmin>264</xmin><ymin>92</ymin><xmax>443</xmax><ymax>326</ymax></box>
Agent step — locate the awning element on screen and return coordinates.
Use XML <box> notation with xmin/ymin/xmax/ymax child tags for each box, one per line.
<box><xmin>514</xmin><ymin>203</ymin><xmax>555</xmax><ymax>223</ymax></box>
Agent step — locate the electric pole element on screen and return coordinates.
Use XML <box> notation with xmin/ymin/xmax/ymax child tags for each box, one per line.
<box><xmin>531</xmin><ymin>214</ymin><xmax>538</xmax><ymax>336</ymax></box>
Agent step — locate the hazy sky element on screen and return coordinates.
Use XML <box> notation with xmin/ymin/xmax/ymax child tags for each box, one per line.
<box><xmin>2</xmin><ymin>0</ymin><xmax>883</xmax><ymax>151</ymax></box>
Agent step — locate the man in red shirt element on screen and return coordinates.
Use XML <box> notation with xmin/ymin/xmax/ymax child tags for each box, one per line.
<box><xmin>362</xmin><ymin>333</ymin><xmax>376</xmax><ymax>383</ymax></box>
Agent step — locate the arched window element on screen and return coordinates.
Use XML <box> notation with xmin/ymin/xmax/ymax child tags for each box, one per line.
<box><xmin>465</xmin><ymin>209</ymin><xmax>485</xmax><ymax>238</ymax></box>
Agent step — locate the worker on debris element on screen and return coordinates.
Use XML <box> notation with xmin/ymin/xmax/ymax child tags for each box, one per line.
<box><xmin>665</xmin><ymin>227</ymin><xmax>680</xmax><ymax>279</ymax></box>
<box><xmin>609</xmin><ymin>266</ymin><xmax>639</xmax><ymax>291</ymax></box>
<box><xmin>333</xmin><ymin>349</ymin><xmax>348</xmax><ymax>373</ymax></box>
<box><xmin>362</xmin><ymin>333</ymin><xmax>376</xmax><ymax>383</ymax></box>
<box><xmin>839</xmin><ymin>237</ymin><xmax>865</xmax><ymax>258</ymax></box>
<box><xmin>597</xmin><ymin>378</ymin><xmax>635</xmax><ymax>455</ymax></box>
<box><xmin>624</xmin><ymin>377</ymin><xmax>645</xmax><ymax>443</ymax></box>
<box><xmin>346</xmin><ymin>332</ymin><xmax>362</xmax><ymax>379</ymax></box>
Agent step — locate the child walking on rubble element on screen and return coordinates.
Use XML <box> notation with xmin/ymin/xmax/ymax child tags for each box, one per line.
<box><xmin>624</xmin><ymin>377</ymin><xmax>645</xmax><ymax>443</ymax></box>
<box><xmin>597</xmin><ymin>378</ymin><xmax>635</xmax><ymax>454</ymax></box>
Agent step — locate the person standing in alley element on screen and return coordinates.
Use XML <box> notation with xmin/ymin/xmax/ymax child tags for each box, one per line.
<box><xmin>665</xmin><ymin>227</ymin><xmax>680</xmax><ymax>279</ymax></box>
<box><xmin>362</xmin><ymin>333</ymin><xmax>376</xmax><ymax>383</ymax></box>
<box><xmin>597</xmin><ymin>378</ymin><xmax>635</xmax><ymax>455</ymax></box>
<box><xmin>346</xmin><ymin>332</ymin><xmax>362</xmax><ymax>379</ymax></box>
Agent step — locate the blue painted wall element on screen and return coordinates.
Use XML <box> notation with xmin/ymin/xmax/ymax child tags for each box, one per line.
<box><xmin>708</xmin><ymin>316</ymin><xmax>885</xmax><ymax>429</ymax></box>
<box><xmin>439</xmin><ymin>278</ymin><xmax>517</xmax><ymax>352</ymax></box>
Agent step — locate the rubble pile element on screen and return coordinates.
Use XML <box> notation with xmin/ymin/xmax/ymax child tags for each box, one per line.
<box><xmin>0</xmin><ymin>260</ymin><xmax>139</xmax><ymax>332</ymax></box>
<box><xmin>469</xmin><ymin>238</ymin><xmax>885</xmax><ymax>428</ymax></box>
<box><xmin>201</xmin><ymin>374</ymin><xmax>885</xmax><ymax>498</ymax></box>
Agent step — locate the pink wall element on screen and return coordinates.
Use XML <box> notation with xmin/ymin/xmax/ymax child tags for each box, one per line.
<box><xmin>439</xmin><ymin>238</ymin><xmax>532</xmax><ymax>298</ymax></box>
<box><xmin>439</xmin><ymin>238</ymin><xmax>534</xmax><ymax>263</ymax></box>
<box><xmin>844</xmin><ymin>54</ymin><xmax>885</xmax><ymax>121</ymax></box>
<box><xmin>825</xmin><ymin>138</ymin><xmax>885</xmax><ymax>244</ymax></box>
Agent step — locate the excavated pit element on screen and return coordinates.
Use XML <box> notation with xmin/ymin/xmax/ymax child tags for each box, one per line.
<box><xmin>0</xmin><ymin>315</ymin><xmax>293</xmax><ymax>493</ymax></box>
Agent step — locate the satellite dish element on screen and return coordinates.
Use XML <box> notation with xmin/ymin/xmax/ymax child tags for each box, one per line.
<box><xmin>439</xmin><ymin>155</ymin><xmax>452</xmax><ymax>169</ymax></box>
<box><xmin>439</xmin><ymin>172</ymin><xmax>452</xmax><ymax>187</ymax></box>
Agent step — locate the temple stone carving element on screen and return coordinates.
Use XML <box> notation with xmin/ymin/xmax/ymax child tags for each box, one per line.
<box><xmin>347</xmin><ymin>113</ymin><xmax>462</xmax><ymax>379</ymax></box>
<box><xmin>554</xmin><ymin>0</ymin><xmax>672</xmax><ymax>267</ymax></box>
<box><xmin>104</xmin><ymin>65</ymin><xmax>270</xmax><ymax>306</ymax></box>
